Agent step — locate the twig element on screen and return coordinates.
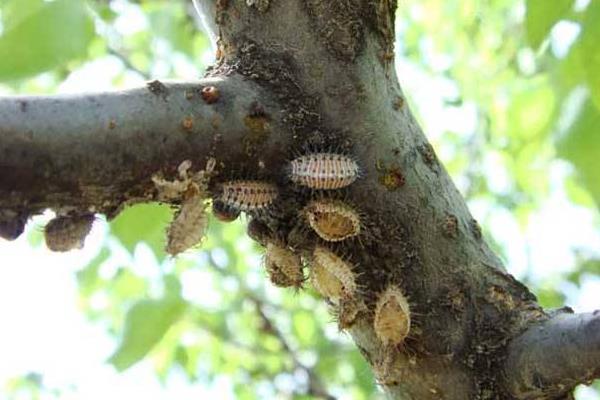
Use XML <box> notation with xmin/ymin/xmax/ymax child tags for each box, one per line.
<box><xmin>106</xmin><ymin>47</ymin><xmax>151</xmax><ymax>80</ymax></box>
<box><xmin>207</xmin><ymin>254</ymin><xmax>336</xmax><ymax>400</ymax></box>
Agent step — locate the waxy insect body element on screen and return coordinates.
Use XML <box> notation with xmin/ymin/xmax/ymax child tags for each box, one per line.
<box><xmin>374</xmin><ymin>286</ymin><xmax>411</xmax><ymax>346</ymax></box>
<box><xmin>303</xmin><ymin>199</ymin><xmax>361</xmax><ymax>242</ymax></box>
<box><xmin>289</xmin><ymin>153</ymin><xmax>359</xmax><ymax>190</ymax></box>
<box><xmin>219</xmin><ymin>180</ymin><xmax>278</xmax><ymax>212</ymax></box>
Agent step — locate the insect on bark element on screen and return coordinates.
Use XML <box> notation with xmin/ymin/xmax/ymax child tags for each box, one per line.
<box><xmin>289</xmin><ymin>153</ymin><xmax>359</xmax><ymax>190</ymax></box>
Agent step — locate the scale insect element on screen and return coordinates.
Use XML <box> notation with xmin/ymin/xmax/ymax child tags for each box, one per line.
<box><xmin>44</xmin><ymin>214</ymin><xmax>95</xmax><ymax>252</ymax></box>
<box><xmin>212</xmin><ymin>200</ymin><xmax>241</xmax><ymax>222</ymax></box>
<box><xmin>337</xmin><ymin>295</ymin><xmax>367</xmax><ymax>330</ymax></box>
<box><xmin>264</xmin><ymin>242</ymin><xmax>304</xmax><ymax>289</ymax></box>
<box><xmin>289</xmin><ymin>153</ymin><xmax>359</xmax><ymax>190</ymax></box>
<box><xmin>157</xmin><ymin>158</ymin><xmax>215</xmax><ymax>256</ymax></box>
<box><xmin>166</xmin><ymin>186</ymin><xmax>208</xmax><ymax>256</ymax></box>
<box><xmin>218</xmin><ymin>180</ymin><xmax>278</xmax><ymax>213</ymax></box>
<box><xmin>303</xmin><ymin>199</ymin><xmax>361</xmax><ymax>242</ymax></box>
<box><xmin>310</xmin><ymin>246</ymin><xmax>358</xmax><ymax>303</ymax></box>
<box><xmin>374</xmin><ymin>285</ymin><xmax>411</xmax><ymax>346</ymax></box>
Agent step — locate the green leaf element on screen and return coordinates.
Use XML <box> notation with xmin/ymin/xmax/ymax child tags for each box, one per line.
<box><xmin>536</xmin><ymin>284</ymin><xmax>565</xmax><ymax>308</ymax></box>
<box><xmin>556</xmin><ymin>40</ymin><xmax>586</xmax><ymax>93</ymax></box>
<box><xmin>109</xmin><ymin>203</ymin><xmax>173</xmax><ymax>260</ymax></box>
<box><xmin>507</xmin><ymin>78</ymin><xmax>556</xmax><ymax>140</ymax></box>
<box><xmin>26</xmin><ymin>220</ymin><xmax>45</xmax><ymax>248</ymax></box>
<box><xmin>147</xmin><ymin>4</ymin><xmax>194</xmax><ymax>56</ymax></box>
<box><xmin>108</xmin><ymin>296</ymin><xmax>187</xmax><ymax>371</ymax></box>
<box><xmin>1</xmin><ymin>0</ymin><xmax>49</xmax><ymax>31</ymax></box>
<box><xmin>0</xmin><ymin>0</ymin><xmax>95</xmax><ymax>81</ymax></box>
<box><xmin>525</xmin><ymin>0</ymin><xmax>574</xmax><ymax>49</ymax></box>
<box><xmin>567</xmin><ymin>258</ymin><xmax>600</xmax><ymax>285</ymax></box>
<box><xmin>580</xmin><ymin>2</ymin><xmax>600</xmax><ymax>110</ymax></box>
<box><xmin>557</xmin><ymin>99</ymin><xmax>600</xmax><ymax>209</ymax></box>
<box><xmin>77</xmin><ymin>248</ymin><xmax>111</xmax><ymax>295</ymax></box>
<box><xmin>348</xmin><ymin>349</ymin><xmax>377</xmax><ymax>395</ymax></box>
<box><xmin>292</xmin><ymin>311</ymin><xmax>317</xmax><ymax>346</ymax></box>
<box><xmin>112</xmin><ymin>269</ymin><xmax>147</xmax><ymax>300</ymax></box>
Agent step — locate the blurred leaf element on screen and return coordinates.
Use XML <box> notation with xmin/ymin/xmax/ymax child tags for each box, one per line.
<box><xmin>564</xmin><ymin>175</ymin><xmax>596</xmax><ymax>208</ymax></box>
<box><xmin>234</xmin><ymin>384</ymin><xmax>256</xmax><ymax>400</ymax></box>
<box><xmin>163</xmin><ymin>274</ymin><xmax>183</xmax><ymax>298</ymax></box>
<box><xmin>579</xmin><ymin>2</ymin><xmax>600</xmax><ymax>110</ymax></box>
<box><xmin>112</xmin><ymin>269</ymin><xmax>147</xmax><ymax>299</ymax></box>
<box><xmin>0</xmin><ymin>0</ymin><xmax>95</xmax><ymax>81</ymax></box>
<box><xmin>567</xmin><ymin>258</ymin><xmax>600</xmax><ymax>285</ymax></box>
<box><xmin>348</xmin><ymin>349</ymin><xmax>377</xmax><ymax>395</ymax></box>
<box><xmin>557</xmin><ymin>99</ymin><xmax>600</xmax><ymax>209</ymax></box>
<box><xmin>1</xmin><ymin>0</ymin><xmax>46</xmax><ymax>31</ymax></box>
<box><xmin>536</xmin><ymin>284</ymin><xmax>565</xmax><ymax>308</ymax></box>
<box><xmin>194</xmin><ymin>309</ymin><xmax>229</xmax><ymax>338</ymax></box>
<box><xmin>108</xmin><ymin>295</ymin><xmax>187</xmax><ymax>371</ymax></box>
<box><xmin>92</xmin><ymin>2</ymin><xmax>118</xmax><ymax>23</ymax></box>
<box><xmin>174</xmin><ymin>346</ymin><xmax>189</xmax><ymax>372</ymax></box>
<box><xmin>525</xmin><ymin>0</ymin><xmax>574</xmax><ymax>49</ymax></box>
<box><xmin>507</xmin><ymin>77</ymin><xmax>556</xmax><ymax>141</ymax></box>
<box><xmin>147</xmin><ymin>4</ymin><xmax>194</xmax><ymax>56</ymax></box>
<box><xmin>153</xmin><ymin>323</ymin><xmax>186</xmax><ymax>382</ymax></box>
<box><xmin>27</xmin><ymin>222</ymin><xmax>44</xmax><ymax>248</ymax></box>
<box><xmin>556</xmin><ymin>41</ymin><xmax>586</xmax><ymax>93</ymax></box>
<box><xmin>76</xmin><ymin>248</ymin><xmax>110</xmax><ymax>295</ymax></box>
<box><xmin>109</xmin><ymin>203</ymin><xmax>172</xmax><ymax>261</ymax></box>
<box><xmin>292</xmin><ymin>311</ymin><xmax>317</xmax><ymax>346</ymax></box>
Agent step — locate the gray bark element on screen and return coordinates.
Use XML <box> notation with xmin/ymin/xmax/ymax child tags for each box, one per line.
<box><xmin>505</xmin><ymin>309</ymin><xmax>600</xmax><ymax>399</ymax></box>
<box><xmin>0</xmin><ymin>0</ymin><xmax>598</xmax><ymax>398</ymax></box>
<box><xmin>0</xmin><ymin>76</ymin><xmax>285</xmax><ymax>224</ymax></box>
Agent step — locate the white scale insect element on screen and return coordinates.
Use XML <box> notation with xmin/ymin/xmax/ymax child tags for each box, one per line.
<box><xmin>289</xmin><ymin>153</ymin><xmax>359</xmax><ymax>190</ymax></box>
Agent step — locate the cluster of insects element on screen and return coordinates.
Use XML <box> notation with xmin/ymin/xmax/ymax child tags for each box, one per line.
<box><xmin>209</xmin><ymin>151</ymin><xmax>411</xmax><ymax>349</ymax></box>
<box><xmin>39</xmin><ymin>150</ymin><xmax>411</xmax><ymax>354</ymax></box>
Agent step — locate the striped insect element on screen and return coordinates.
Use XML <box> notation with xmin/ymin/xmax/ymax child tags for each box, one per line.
<box><xmin>218</xmin><ymin>180</ymin><xmax>278</xmax><ymax>213</ymax></box>
<box><xmin>289</xmin><ymin>153</ymin><xmax>359</xmax><ymax>190</ymax></box>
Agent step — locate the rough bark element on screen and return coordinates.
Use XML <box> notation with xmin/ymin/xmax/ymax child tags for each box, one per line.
<box><xmin>0</xmin><ymin>1</ymin><xmax>598</xmax><ymax>399</ymax></box>
<box><xmin>0</xmin><ymin>76</ymin><xmax>286</xmax><ymax>230</ymax></box>
<box><xmin>505</xmin><ymin>309</ymin><xmax>600</xmax><ymax>399</ymax></box>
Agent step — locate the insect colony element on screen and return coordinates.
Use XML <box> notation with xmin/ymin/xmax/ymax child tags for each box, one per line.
<box><xmin>214</xmin><ymin>152</ymin><xmax>411</xmax><ymax>348</ymax></box>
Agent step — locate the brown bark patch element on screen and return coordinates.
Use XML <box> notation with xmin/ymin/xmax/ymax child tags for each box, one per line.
<box><xmin>303</xmin><ymin>0</ymin><xmax>365</xmax><ymax>61</ymax></box>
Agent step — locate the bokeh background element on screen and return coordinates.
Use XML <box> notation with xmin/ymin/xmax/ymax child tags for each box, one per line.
<box><xmin>0</xmin><ymin>0</ymin><xmax>599</xmax><ymax>399</ymax></box>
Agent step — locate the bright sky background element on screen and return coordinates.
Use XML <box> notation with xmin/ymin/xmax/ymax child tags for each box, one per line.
<box><xmin>0</xmin><ymin>214</ymin><xmax>238</xmax><ymax>400</ymax></box>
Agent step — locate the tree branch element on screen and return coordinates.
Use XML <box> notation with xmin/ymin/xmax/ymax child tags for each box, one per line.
<box><xmin>504</xmin><ymin>310</ymin><xmax>600</xmax><ymax>399</ymax></box>
<box><xmin>3</xmin><ymin>0</ymin><xmax>596</xmax><ymax>398</ymax></box>
<box><xmin>0</xmin><ymin>74</ymin><xmax>286</xmax><ymax>227</ymax></box>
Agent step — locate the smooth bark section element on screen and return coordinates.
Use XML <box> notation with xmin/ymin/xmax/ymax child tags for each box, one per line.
<box><xmin>505</xmin><ymin>310</ymin><xmax>600</xmax><ymax>399</ymax></box>
<box><xmin>0</xmin><ymin>75</ymin><xmax>285</xmax><ymax>217</ymax></box>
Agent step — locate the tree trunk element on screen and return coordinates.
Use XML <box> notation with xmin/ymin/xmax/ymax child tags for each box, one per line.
<box><xmin>1</xmin><ymin>1</ymin><xmax>599</xmax><ymax>398</ymax></box>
